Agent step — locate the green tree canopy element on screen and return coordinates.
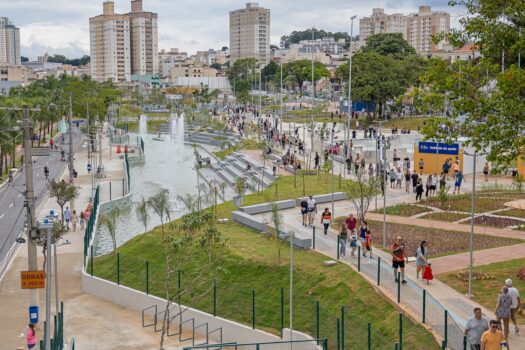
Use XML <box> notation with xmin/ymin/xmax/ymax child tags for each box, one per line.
<box><xmin>276</xmin><ymin>60</ymin><xmax>330</xmax><ymax>95</ymax></box>
<box><xmin>361</xmin><ymin>33</ymin><xmax>416</xmax><ymax>60</ymax></box>
<box><xmin>280</xmin><ymin>29</ymin><xmax>351</xmax><ymax>48</ymax></box>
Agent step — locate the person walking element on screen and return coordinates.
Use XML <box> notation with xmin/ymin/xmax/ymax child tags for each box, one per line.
<box><xmin>481</xmin><ymin>320</ymin><xmax>509</xmax><ymax>350</ymax></box>
<box><xmin>495</xmin><ymin>286</ymin><xmax>513</xmax><ymax>339</ymax></box>
<box><xmin>483</xmin><ymin>163</ymin><xmax>490</xmax><ymax>182</ymax></box>
<box><xmin>505</xmin><ymin>279</ymin><xmax>521</xmax><ymax>335</ymax></box>
<box><xmin>349</xmin><ymin>228</ymin><xmax>358</xmax><ymax>257</ymax></box>
<box><xmin>418</xmin><ymin>158</ymin><xmax>425</xmax><ymax>175</ymax></box>
<box><xmin>339</xmin><ymin>223</ymin><xmax>348</xmax><ymax>257</ymax></box>
<box><xmin>415</xmin><ymin>240</ymin><xmax>428</xmax><ymax>280</ymax></box>
<box><xmin>411</xmin><ymin>172</ymin><xmax>419</xmax><ymax>193</ymax></box>
<box><xmin>396</xmin><ymin>168</ymin><xmax>402</xmax><ymax>189</ymax></box>
<box><xmin>64</xmin><ymin>207</ymin><xmax>71</xmax><ymax>230</ymax></box>
<box><xmin>346</xmin><ymin>154</ymin><xmax>353</xmax><ymax>175</ymax></box>
<box><xmin>300</xmin><ymin>198</ymin><xmax>308</xmax><ymax>227</ymax></box>
<box><xmin>416</xmin><ymin>179</ymin><xmax>424</xmax><ymax>201</ymax></box>
<box><xmin>465</xmin><ymin>307</ymin><xmax>490</xmax><ymax>350</ymax></box>
<box><xmin>320</xmin><ymin>208</ymin><xmax>332</xmax><ymax>236</ymax></box>
<box><xmin>363</xmin><ymin>229</ymin><xmax>373</xmax><ymax>259</ymax></box>
<box><xmin>79</xmin><ymin>211</ymin><xmax>85</xmax><ymax>230</ymax></box>
<box><xmin>354</xmin><ymin>153</ymin><xmax>361</xmax><ymax>174</ymax></box>
<box><xmin>453</xmin><ymin>171</ymin><xmax>465</xmax><ymax>194</ymax></box>
<box><xmin>314</xmin><ymin>152</ymin><xmax>320</xmax><ymax>170</ymax></box>
<box><xmin>391</xmin><ymin>236</ymin><xmax>408</xmax><ymax>284</ymax></box>
<box><xmin>426</xmin><ymin>175</ymin><xmax>432</xmax><ymax>197</ymax></box>
<box><xmin>345</xmin><ymin>213</ymin><xmax>357</xmax><ymax>237</ymax></box>
<box><xmin>359</xmin><ymin>220</ymin><xmax>368</xmax><ymax>247</ymax></box>
<box><xmin>431</xmin><ymin>173</ymin><xmax>438</xmax><ymax>196</ymax></box>
<box><xmin>404</xmin><ymin>169</ymin><xmax>411</xmax><ymax>192</ymax></box>
<box><xmin>307</xmin><ymin>196</ymin><xmax>317</xmax><ymax>227</ymax></box>
<box><xmin>26</xmin><ymin>323</ymin><xmax>36</xmax><ymax>349</ymax></box>
<box><xmin>390</xmin><ymin>169</ymin><xmax>396</xmax><ymax>189</ymax></box>
<box><xmin>71</xmin><ymin>210</ymin><xmax>78</xmax><ymax>232</ymax></box>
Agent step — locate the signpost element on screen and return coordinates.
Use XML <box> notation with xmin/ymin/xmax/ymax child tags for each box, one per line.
<box><xmin>31</xmin><ymin>147</ymin><xmax>51</xmax><ymax>157</ymax></box>
<box><xmin>418</xmin><ymin>142</ymin><xmax>459</xmax><ymax>155</ymax></box>
<box><xmin>21</xmin><ymin>271</ymin><xmax>45</xmax><ymax>289</ymax></box>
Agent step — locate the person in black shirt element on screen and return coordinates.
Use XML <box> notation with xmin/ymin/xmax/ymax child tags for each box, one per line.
<box><xmin>411</xmin><ymin>172</ymin><xmax>419</xmax><ymax>193</ymax></box>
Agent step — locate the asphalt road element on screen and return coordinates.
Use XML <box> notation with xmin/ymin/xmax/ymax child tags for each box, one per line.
<box><xmin>0</xmin><ymin>131</ymin><xmax>84</xmax><ymax>273</ymax></box>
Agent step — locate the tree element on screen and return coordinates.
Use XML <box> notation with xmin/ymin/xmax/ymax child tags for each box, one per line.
<box><xmin>344</xmin><ymin>171</ymin><xmax>381</xmax><ymax>222</ymax></box>
<box><xmin>261</xmin><ymin>60</ymin><xmax>278</xmax><ymax>86</ymax></box>
<box><xmin>276</xmin><ymin>60</ymin><xmax>330</xmax><ymax>96</ymax></box>
<box><xmin>98</xmin><ymin>207</ymin><xmax>122</xmax><ymax>254</ymax></box>
<box><xmin>147</xmin><ymin>188</ymin><xmax>171</xmax><ymax>240</ymax></box>
<box><xmin>135</xmin><ymin>196</ymin><xmax>149</xmax><ymax>232</ymax></box>
<box><xmin>361</xmin><ymin>33</ymin><xmax>416</xmax><ymax>60</ymax></box>
<box><xmin>227</xmin><ymin>58</ymin><xmax>258</xmax><ymax>102</ymax></box>
<box><xmin>269</xmin><ymin>203</ymin><xmax>289</xmax><ymax>264</ymax></box>
<box><xmin>210</xmin><ymin>63</ymin><xmax>222</xmax><ymax>70</ymax></box>
<box><xmin>280</xmin><ymin>28</ymin><xmax>351</xmax><ymax>48</ymax></box>
<box><xmin>47</xmin><ymin>179</ymin><xmax>80</xmax><ymax>231</ymax></box>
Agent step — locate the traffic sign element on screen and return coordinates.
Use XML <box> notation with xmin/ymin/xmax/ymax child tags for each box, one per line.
<box><xmin>21</xmin><ymin>270</ymin><xmax>45</xmax><ymax>289</ymax></box>
<box><xmin>32</xmin><ymin>147</ymin><xmax>50</xmax><ymax>156</ymax></box>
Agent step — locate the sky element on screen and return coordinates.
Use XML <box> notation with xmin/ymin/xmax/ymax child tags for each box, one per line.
<box><xmin>0</xmin><ymin>0</ymin><xmax>465</xmax><ymax>60</ymax></box>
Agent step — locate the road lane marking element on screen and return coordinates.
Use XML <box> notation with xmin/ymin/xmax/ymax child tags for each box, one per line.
<box><xmin>0</xmin><ymin>214</ymin><xmax>4</xmax><ymax>220</ymax></box>
<box><xmin>9</xmin><ymin>203</ymin><xmax>14</xmax><ymax>208</ymax></box>
<box><xmin>17</xmin><ymin>194</ymin><xmax>21</xmax><ymax>198</ymax></box>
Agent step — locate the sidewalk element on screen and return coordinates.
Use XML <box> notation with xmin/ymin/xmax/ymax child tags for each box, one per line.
<box><xmin>0</xmin><ymin>129</ymin><xmax>194</xmax><ymax>349</ymax></box>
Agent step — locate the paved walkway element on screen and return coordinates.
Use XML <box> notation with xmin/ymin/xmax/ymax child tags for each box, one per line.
<box><xmin>0</xmin><ymin>129</ymin><xmax>196</xmax><ymax>349</ymax></box>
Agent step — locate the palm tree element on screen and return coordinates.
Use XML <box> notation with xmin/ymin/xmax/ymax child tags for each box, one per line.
<box><xmin>98</xmin><ymin>207</ymin><xmax>122</xmax><ymax>254</ymax></box>
<box><xmin>135</xmin><ymin>196</ymin><xmax>149</xmax><ymax>232</ymax></box>
<box><xmin>176</xmin><ymin>193</ymin><xmax>198</xmax><ymax>213</ymax></box>
<box><xmin>147</xmin><ymin>188</ymin><xmax>170</xmax><ymax>240</ymax></box>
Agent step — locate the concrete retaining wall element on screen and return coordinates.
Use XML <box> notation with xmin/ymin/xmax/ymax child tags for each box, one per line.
<box><xmin>239</xmin><ymin>200</ymin><xmax>296</xmax><ymax>215</ymax></box>
<box><xmin>295</xmin><ymin>192</ymin><xmax>347</xmax><ymax>206</ymax></box>
<box><xmin>81</xmin><ymin>272</ymin><xmax>287</xmax><ymax>344</ymax></box>
<box><xmin>232</xmin><ymin>211</ymin><xmax>267</xmax><ymax>232</ymax></box>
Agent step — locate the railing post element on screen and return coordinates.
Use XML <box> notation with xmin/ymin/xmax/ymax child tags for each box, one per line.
<box><xmin>316</xmin><ymin>300</ymin><xmax>320</xmax><ymax>343</ymax></box>
<box><xmin>213</xmin><ymin>279</ymin><xmax>217</xmax><ymax>317</ymax></box>
<box><xmin>252</xmin><ymin>289</ymin><xmax>255</xmax><ymax>329</ymax></box>
<box><xmin>397</xmin><ymin>272</ymin><xmax>401</xmax><ymax>303</ymax></box>
<box><xmin>117</xmin><ymin>253</ymin><xmax>120</xmax><ymax>285</ymax></box>
<box><xmin>377</xmin><ymin>257</ymin><xmax>381</xmax><ymax>286</ymax></box>
<box><xmin>122</xmin><ymin>178</ymin><xmax>125</xmax><ymax>196</ymax></box>
<box><xmin>146</xmin><ymin>260</ymin><xmax>149</xmax><ymax>295</ymax></box>
<box><xmin>280</xmin><ymin>287</ymin><xmax>284</xmax><ymax>338</ymax></box>
<box><xmin>323</xmin><ymin>337</ymin><xmax>328</xmax><ymax>350</ymax></box>
<box><xmin>90</xmin><ymin>246</ymin><xmax>93</xmax><ymax>276</ymax></box>
<box><xmin>336</xmin><ymin>318</ymin><xmax>340</xmax><ymax>350</ymax></box>
<box><xmin>444</xmin><ymin>310</ymin><xmax>448</xmax><ymax>347</ymax></box>
<box><xmin>337</xmin><ymin>234</ymin><xmax>340</xmax><ymax>259</ymax></box>
<box><xmin>367</xmin><ymin>322</ymin><xmax>371</xmax><ymax>350</ymax></box>
<box><xmin>399</xmin><ymin>313</ymin><xmax>403</xmax><ymax>350</ymax></box>
<box><xmin>358</xmin><ymin>246</ymin><xmax>361</xmax><ymax>271</ymax></box>
<box><xmin>422</xmin><ymin>290</ymin><xmax>426</xmax><ymax>324</ymax></box>
<box><xmin>312</xmin><ymin>226</ymin><xmax>316</xmax><ymax>249</ymax></box>
<box><xmin>109</xmin><ymin>181</ymin><xmax>112</xmax><ymax>201</ymax></box>
<box><xmin>463</xmin><ymin>335</ymin><xmax>467</xmax><ymax>350</ymax></box>
<box><xmin>341</xmin><ymin>306</ymin><xmax>345</xmax><ymax>350</ymax></box>
<box><xmin>394</xmin><ymin>343</ymin><xmax>398</xmax><ymax>350</ymax></box>
<box><xmin>442</xmin><ymin>341</ymin><xmax>446</xmax><ymax>350</ymax></box>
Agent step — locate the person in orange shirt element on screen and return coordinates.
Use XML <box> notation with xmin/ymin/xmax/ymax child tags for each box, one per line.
<box><xmin>320</xmin><ymin>208</ymin><xmax>332</xmax><ymax>236</ymax></box>
<box><xmin>481</xmin><ymin>320</ymin><xmax>509</xmax><ymax>350</ymax></box>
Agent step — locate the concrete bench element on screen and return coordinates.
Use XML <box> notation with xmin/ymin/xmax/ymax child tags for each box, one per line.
<box><xmin>239</xmin><ymin>199</ymin><xmax>296</xmax><ymax>215</ymax></box>
<box><xmin>295</xmin><ymin>192</ymin><xmax>347</xmax><ymax>206</ymax></box>
<box><xmin>232</xmin><ymin>211</ymin><xmax>267</xmax><ymax>232</ymax></box>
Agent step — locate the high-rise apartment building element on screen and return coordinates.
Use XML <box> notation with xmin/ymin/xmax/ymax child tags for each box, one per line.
<box><xmin>0</xmin><ymin>17</ymin><xmax>21</xmax><ymax>65</ymax></box>
<box><xmin>406</xmin><ymin>6</ymin><xmax>450</xmax><ymax>53</ymax></box>
<box><xmin>89</xmin><ymin>0</ymin><xmax>158</xmax><ymax>82</ymax></box>
<box><xmin>358</xmin><ymin>9</ymin><xmax>406</xmax><ymax>48</ymax></box>
<box><xmin>358</xmin><ymin>6</ymin><xmax>450</xmax><ymax>53</ymax></box>
<box><xmin>229</xmin><ymin>3</ymin><xmax>270</xmax><ymax>66</ymax></box>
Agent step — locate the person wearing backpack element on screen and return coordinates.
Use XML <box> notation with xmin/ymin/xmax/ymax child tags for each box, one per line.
<box><xmin>320</xmin><ymin>208</ymin><xmax>332</xmax><ymax>236</ymax></box>
<box><xmin>300</xmin><ymin>198</ymin><xmax>308</xmax><ymax>227</ymax></box>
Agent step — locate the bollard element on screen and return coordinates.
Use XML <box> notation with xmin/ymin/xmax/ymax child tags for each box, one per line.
<box><xmin>397</xmin><ymin>272</ymin><xmax>401</xmax><ymax>303</ymax></box>
<box><xmin>313</xmin><ymin>226</ymin><xmax>316</xmax><ymax>249</ymax></box>
<box><xmin>399</xmin><ymin>313</ymin><xmax>403</xmax><ymax>350</ymax></box>
<box><xmin>422</xmin><ymin>290</ymin><xmax>426</xmax><ymax>323</ymax></box>
<box><xmin>213</xmin><ymin>280</ymin><xmax>217</xmax><ymax>317</ymax></box>
<box><xmin>117</xmin><ymin>253</ymin><xmax>120</xmax><ymax>285</ymax></box>
<box><xmin>367</xmin><ymin>323</ymin><xmax>371</xmax><ymax>350</ymax></box>
<box><xmin>280</xmin><ymin>287</ymin><xmax>284</xmax><ymax>338</ymax></box>
<box><xmin>377</xmin><ymin>257</ymin><xmax>381</xmax><ymax>286</ymax></box>
<box><xmin>252</xmin><ymin>289</ymin><xmax>256</xmax><ymax>329</ymax></box>
<box><xmin>337</xmin><ymin>234</ymin><xmax>340</xmax><ymax>259</ymax></box>
<box><xmin>358</xmin><ymin>246</ymin><xmax>361</xmax><ymax>271</ymax></box>
<box><xmin>146</xmin><ymin>260</ymin><xmax>149</xmax><ymax>295</ymax></box>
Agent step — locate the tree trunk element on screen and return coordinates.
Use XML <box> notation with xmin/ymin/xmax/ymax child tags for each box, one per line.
<box><xmin>38</xmin><ymin>119</ymin><xmax>43</xmax><ymax>147</ymax></box>
<box><xmin>0</xmin><ymin>147</ymin><xmax>3</xmax><ymax>178</ymax></box>
<box><xmin>12</xmin><ymin>141</ymin><xmax>16</xmax><ymax>168</ymax></box>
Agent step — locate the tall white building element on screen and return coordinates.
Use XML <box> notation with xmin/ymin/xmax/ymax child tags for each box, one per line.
<box><xmin>0</xmin><ymin>17</ymin><xmax>21</xmax><ymax>65</ymax></box>
<box><xmin>358</xmin><ymin>6</ymin><xmax>450</xmax><ymax>53</ymax></box>
<box><xmin>89</xmin><ymin>0</ymin><xmax>158</xmax><ymax>82</ymax></box>
<box><xmin>229</xmin><ymin>3</ymin><xmax>270</xmax><ymax>66</ymax></box>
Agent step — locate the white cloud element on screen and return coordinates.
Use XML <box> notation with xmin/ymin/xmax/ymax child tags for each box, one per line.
<box><xmin>0</xmin><ymin>0</ymin><xmax>464</xmax><ymax>59</ymax></box>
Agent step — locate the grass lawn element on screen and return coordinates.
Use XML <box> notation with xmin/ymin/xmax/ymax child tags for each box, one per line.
<box><xmin>331</xmin><ymin>220</ymin><xmax>523</xmax><ymax>258</ymax></box>
<box><xmin>425</xmin><ymin>191</ymin><xmax>525</xmax><ymax>213</ymax></box>
<box><xmin>501</xmin><ymin>208</ymin><xmax>525</xmax><ymax>219</ymax></box>
<box><xmin>374</xmin><ymin>204</ymin><xmax>432</xmax><ymax>217</ymax></box>
<box><xmin>213</xmin><ymin>138</ymin><xmax>266</xmax><ymax>160</ymax></box>
<box><xmin>92</xmin><ymin>221</ymin><xmax>439</xmax><ymax>349</ymax></box>
<box><xmin>423</xmin><ymin>212</ymin><xmax>470</xmax><ymax>223</ymax></box>
<box><xmin>437</xmin><ymin>259</ymin><xmax>525</xmax><ymax>325</ymax></box>
<box><xmin>470</xmin><ymin>215</ymin><xmax>525</xmax><ymax>229</ymax></box>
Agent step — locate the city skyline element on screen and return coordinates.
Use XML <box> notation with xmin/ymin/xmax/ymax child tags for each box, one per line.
<box><xmin>0</xmin><ymin>0</ymin><xmax>462</xmax><ymax>60</ymax></box>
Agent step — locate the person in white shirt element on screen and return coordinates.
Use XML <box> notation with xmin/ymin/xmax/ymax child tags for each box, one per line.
<box><xmin>505</xmin><ymin>279</ymin><xmax>521</xmax><ymax>335</ymax></box>
<box><xmin>306</xmin><ymin>196</ymin><xmax>317</xmax><ymax>227</ymax></box>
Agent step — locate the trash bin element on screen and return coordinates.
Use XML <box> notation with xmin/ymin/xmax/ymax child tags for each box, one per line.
<box><xmin>29</xmin><ymin>305</ymin><xmax>39</xmax><ymax>324</ymax></box>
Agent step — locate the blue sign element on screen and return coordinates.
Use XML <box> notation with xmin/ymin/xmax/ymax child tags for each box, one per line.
<box><xmin>29</xmin><ymin>305</ymin><xmax>39</xmax><ymax>324</ymax></box>
<box><xmin>419</xmin><ymin>142</ymin><xmax>459</xmax><ymax>155</ymax></box>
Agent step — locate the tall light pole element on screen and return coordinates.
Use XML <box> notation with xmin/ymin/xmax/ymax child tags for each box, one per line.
<box><xmin>310</xmin><ymin>27</ymin><xmax>315</xmax><ymax>151</ymax></box>
<box><xmin>347</xmin><ymin>15</ymin><xmax>357</xmax><ymax>148</ymax></box>
<box><xmin>280</xmin><ymin>56</ymin><xmax>283</xmax><ymax>135</ymax></box>
<box><xmin>40</xmin><ymin>220</ymin><xmax>53</xmax><ymax>350</ymax></box>
<box><xmin>289</xmin><ymin>231</ymin><xmax>294</xmax><ymax>340</ymax></box>
<box><xmin>68</xmin><ymin>93</ymin><xmax>75</xmax><ymax>183</ymax></box>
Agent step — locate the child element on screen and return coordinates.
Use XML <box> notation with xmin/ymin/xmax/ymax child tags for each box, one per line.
<box><xmin>364</xmin><ymin>229</ymin><xmax>373</xmax><ymax>259</ymax></box>
<box><xmin>350</xmin><ymin>230</ymin><xmax>358</xmax><ymax>257</ymax></box>
<box><xmin>423</xmin><ymin>262</ymin><xmax>434</xmax><ymax>285</ymax></box>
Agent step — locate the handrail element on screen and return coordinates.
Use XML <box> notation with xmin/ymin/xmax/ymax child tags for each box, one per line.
<box><xmin>183</xmin><ymin>339</ymin><xmax>327</xmax><ymax>350</ymax></box>
<box><xmin>207</xmin><ymin>327</ymin><xmax>223</xmax><ymax>345</ymax></box>
<box><xmin>142</xmin><ymin>305</ymin><xmax>157</xmax><ymax>328</ymax></box>
<box><xmin>68</xmin><ymin>337</ymin><xmax>75</xmax><ymax>350</ymax></box>
<box><xmin>193</xmin><ymin>322</ymin><xmax>209</xmax><ymax>345</ymax></box>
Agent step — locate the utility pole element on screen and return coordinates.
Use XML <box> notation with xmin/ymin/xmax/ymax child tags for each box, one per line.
<box><xmin>68</xmin><ymin>93</ymin><xmax>74</xmax><ymax>181</ymax></box>
<box><xmin>23</xmin><ymin>105</ymin><xmax>39</xmax><ymax>321</ymax></box>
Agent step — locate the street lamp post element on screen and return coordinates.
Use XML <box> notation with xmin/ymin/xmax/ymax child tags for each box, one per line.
<box><xmin>280</xmin><ymin>56</ymin><xmax>283</xmax><ymax>135</ymax></box>
<box><xmin>289</xmin><ymin>231</ymin><xmax>294</xmax><ymax>340</ymax></box>
<box><xmin>310</xmin><ymin>27</ymin><xmax>315</xmax><ymax>152</ymax></box>
<box><xmin>347</xmin><ymin>15</ymin><xmax>357</xmax><ymax>150</ymax></box>
<box><xmin>40</xmin><ymin>220</ymin><xmax>53</xmax><ymax>350</ymax></box>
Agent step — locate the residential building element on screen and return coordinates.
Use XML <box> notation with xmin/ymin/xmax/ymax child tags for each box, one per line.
<box><xmin>0</xmin><ymin>17</ymin><xmax>21</xmax><ymax>65</ymax></box>
<box><xmin>358</xmin><ymin>6</ymin><xmax>450</xmax><ymax>53</ymax></box>
<box><xmin>229</xmin><ymin>3</ymin><xmax>270</xmax><ymax>66</ymax></box>
<box><xmin>406</xmin><ymin>6</ymin><xmax>450</xmax><ymax>52</ymax></box>
<box><xmin>171</xmin><ymin>65</ymin><xmax>217</xmax><ymax>80</ymax></box>
<box><xmin>423</xmin><ymin>43</ymin><xmax>480</xmax><ymax>63</ymax></box>
<box><xmin>358</xmin><ymin>8</ymin><xmax>406</xmax><ymax>48</ymax></box>
<box><xmin>172</xmin><ymin>76</ymin><xmax>231</xmax><ymax>92</ymax></box>
<box><xmin>89</xmin><ymin>0</ymin><xmax>158</xmax><ymax>82</ymax></box>
<box><xmin>0</xmin><ymin>64</ymin><xmax>35</xmax><ymax>85</ymax></box>
<box><xmin>159</xmin><ymin>48</ymin><xmax>189</xmax><ymax>78</ymax></box>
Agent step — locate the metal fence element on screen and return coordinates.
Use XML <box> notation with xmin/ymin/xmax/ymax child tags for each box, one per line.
<box><xmin>184</xmin><ymin>339</ymin><xmax>328</xmax><ymax>350</ymax></box>
<box><xmin>98</xmin><ymin>179</ymin><xmax>128</xmax><ymax>203</ymax></box>
<box><xmin>39</xmin><ymin>302</ymin><xmax>65</xmax><ymax>350</ymax></box>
